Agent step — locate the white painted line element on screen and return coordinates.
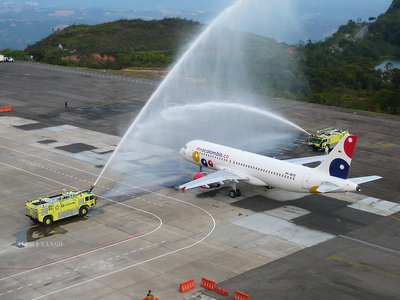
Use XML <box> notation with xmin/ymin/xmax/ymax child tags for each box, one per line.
<box><xmin>0</xmin><ymin>141</ymin><xmax>216</xmax><ymax>300</ymax></box>
<box><xmin>0</xmin><ymin>162</ymin><xmax>162</xmax><ymax>282</ymax></box>
<box><xmin>339</xmin><ymin>235</ymin><xmax>400</xmax><ymax>255</ymax></box>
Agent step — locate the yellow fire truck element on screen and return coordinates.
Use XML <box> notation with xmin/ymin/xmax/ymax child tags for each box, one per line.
<box><xmin>308</xmin><ymin>129</ymin><xmax>349</xmax><ymax>151</ymax></box>
<box><xmin>25</xmin><ymin>189</ymin><xmax>97</xmax><ymax>226</ymax></box>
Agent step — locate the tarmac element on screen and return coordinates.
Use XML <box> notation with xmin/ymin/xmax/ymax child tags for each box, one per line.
<box><xmin>0</xmin><ymin>62</ymin><xmax>399</xmax><ymax>300</ymax></box>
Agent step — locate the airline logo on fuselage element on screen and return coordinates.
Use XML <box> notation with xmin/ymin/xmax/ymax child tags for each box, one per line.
<box><xmin>195</xmin><ymin>147</ymin><xmax>230</xmax><ymax>159</ymax></box>
<box><xmin>193</xmin><ymin>146</ymin><xmax>230</xmax><ymax>168</ymax></box>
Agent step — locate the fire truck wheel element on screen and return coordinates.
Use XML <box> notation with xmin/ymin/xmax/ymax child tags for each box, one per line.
<box><xmin>79</xmin><ymin>205</ymin><xmax>88</xmax><ymax>216</ymax></box>
<box><xmin>43</xmin><ymin>216</ymin><xmax>53</xmax><ymax>226</ymax></box>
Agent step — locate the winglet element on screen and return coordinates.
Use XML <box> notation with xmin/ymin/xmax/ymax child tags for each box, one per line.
<box><xmin>181</xmin><ymin>187</ymin><xmax>186</xmax><ymax>193</ymax></box>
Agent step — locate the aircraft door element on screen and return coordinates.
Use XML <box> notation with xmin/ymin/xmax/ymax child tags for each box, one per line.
<box><xmin>302</xmin><ymin>173</ymin><xmax>311</xmax><ymax>189</ymax></box>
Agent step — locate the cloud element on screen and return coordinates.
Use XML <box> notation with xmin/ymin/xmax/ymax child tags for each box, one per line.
<box><xmin>159</xmin><ymin>9</ymin><xmax>198</xmax><ymax>16</ymax></box>
<box><xmin>24</xmin><ymin>2</ymin><xmax>38</xmax><ymax>6</ymax></box>
<box><xmin>48</xmin><ymin>10</ymin><xmax>75</xmax><ymax>17</ymax></box>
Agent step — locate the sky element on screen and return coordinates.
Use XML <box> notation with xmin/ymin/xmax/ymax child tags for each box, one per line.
<box><xmin>0</xmin><ymin>0</ymin><xmax>394</xmax><ymax>49</ymax></box>
<box><xmin>2</xmin><ymin>0</ymin><xmax>392</xmax><ymax>17</ymax></box>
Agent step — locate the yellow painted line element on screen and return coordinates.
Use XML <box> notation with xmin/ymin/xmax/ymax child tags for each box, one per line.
<box><xmin>0</xmin><ymin>181</ymin><xmax>108</xmax><ymax>209</ymax></box>
<box><xmin>330</xmin><ymin>256</ymin><xmax>400</xmax><ymax>280</ymax></box>
<box><xmin>377</xmin><ymin>142</ymin><xmax>392</xmax><ymax>147</ymax></box>
<box><xmin>332</xmin><ymin>194</ymin><xmax>400</xmax><ymax>223</ymax></box>
<box><xmin>18</xmin><ymin>117</ymin><xmax>54</xmax><ymax>128</ymax></box>
<box><xmin>0</xmin><ymin>199</ymin><xmax>30</xmax><ymax>208</ymax></box>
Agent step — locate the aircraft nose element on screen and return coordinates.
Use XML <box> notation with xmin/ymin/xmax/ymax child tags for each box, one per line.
<box><xmin>179</xmin><ymin>147</ymin><xmax>185</xmax><ymax>156</ymax></box>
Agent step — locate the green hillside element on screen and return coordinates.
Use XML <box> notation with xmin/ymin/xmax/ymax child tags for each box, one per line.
<box><xmin>25</xmin><ymin>18</ymin><xmax>202</xmax><ymax>69</ymax></box>
<box><xmin>20</xmin><ymin>0</ymin><xmax>400</xmax><ymax>115</ymax></box>
<box><xmin>298</xmin><ymin>0</ymin><xmax>400</xmax><ymax>115</ymax></box>
<box><xmin>24</xmin><ymin>17</ymin><xmax>298</xmax><ymax>98</ymax></box>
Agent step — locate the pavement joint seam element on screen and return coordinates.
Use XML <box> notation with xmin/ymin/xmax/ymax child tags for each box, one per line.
<box><xmin>0</xmin><ymin>239</ymin><xmax>167</xmax><ymax>297</ymax></box>
<box><xmin>0</xmin><ymin>140</ymin><xmax>216</xmax><ymax>299</ymax></box>
<box><xmin>0</xmin><ymin>151</ymin><xmax>164</xmax><ymax>207</ymax></box>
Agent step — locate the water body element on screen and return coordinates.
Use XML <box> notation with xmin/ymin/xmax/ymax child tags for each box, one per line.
<box><xmin>94</xmin><ymin>0</ymin><xmax>308</xmax><ymax>190</ymax></box>
<box><xmin>375</xmin><ymin>59</ymin><xmax>400</xmax><ymax>70</ymax></box>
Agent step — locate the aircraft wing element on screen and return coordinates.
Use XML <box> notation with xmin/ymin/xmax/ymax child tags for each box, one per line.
<box><xmin>348</xmin><ymin>175</ymin><xmax>382</xmax><ymax>184</ymax></box>
<box><xmin>179</xmin><ymin>169</ymin><xmax>247</xmax><ymax>192</ymax></box>
<box><xmin>285</xmin><ymin>155</ymin><xmax>327</xmax><ymax>165</ymax></box>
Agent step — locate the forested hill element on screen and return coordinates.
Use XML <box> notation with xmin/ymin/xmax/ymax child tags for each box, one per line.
<box><xmin>298</xmin><ymin>0</ymin><xmax>400</xmax><ymax>115</ymax></box>
<box><xmin>25</xmin><ymin>18</ymin><xmax>202</xmax><ymax>68</ymax></box>
<box><xmin>20</xmin><ymin>1</ymin><xmax>400</xmax><ymax>115</ymax></box>
<box><xmin>368</xmin><ymin>0</ymin><xmax>400</xmax><ymax>52</ymax></box>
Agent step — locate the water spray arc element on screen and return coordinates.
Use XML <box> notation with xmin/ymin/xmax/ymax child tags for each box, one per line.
<box><xmin>93</xmin><ymin>0</ymin><xmax>307</xmax><ymax>189</ymax></box>
<box><xmin>92</xmin><ymin>0</ymin><xmax>247</xmax><ymax>187</ymax></box>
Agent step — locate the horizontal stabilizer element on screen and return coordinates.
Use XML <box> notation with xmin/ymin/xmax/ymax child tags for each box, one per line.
<box><xmin>316</xmin><ymin>182</ymin><xmax>341</xmax><ymax>193</ymax></box>
<box><xmin>348</xmin><ymin>175</ymin><xmax>382</xmax><ymax>184</ymax></box>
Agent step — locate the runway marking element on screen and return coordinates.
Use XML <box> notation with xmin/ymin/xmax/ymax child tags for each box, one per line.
<box><xmin>0</xmin><ymin>199</ymin><xmax>28</xmax><ymax>208</ymax></box>
<box><xmin>377</xmin><ymin>142</ymin><xmax>392</xmax><ymax>147</ymax></box>
<box><xmin>0</xmin><ymin>240</ymin><xmax>168</xmax><ymax>297</ymax></box>
<box><xmin>0</xmin><ymin>142</ymin><xmax>216</xmax><ymax>299</ymax></box>
<box><xmin>325</xmin><ymin>193</ymin><xmax>400</xmax><ymax>222</ymax></box>
<box><xmin>24</xmin><ymin>62</ymin><xmax>159</xmax><ymax>85</ymax></box>
<box><xmin>329</xmin><ymin>256</ymin><xmax>400</xmax><ymax>280</ymax></box>
<box><xmin>339</xmin><ymin>235</ymin><xmax>400</xmax><ymax>255</ymax></box>
<box><xmin>3</xmin><ymin>143</ymin><xmax>165</xmax><ymax>210</ymax></box>
<box><xmin>0</xmin><ymin>161</ymin><xmax>162</xmax><ymax>274</ymax></box>
<box><xmin>0</xmin><ymin>180</ymin><xmax>97</xmax><ymax>208</ymax></box>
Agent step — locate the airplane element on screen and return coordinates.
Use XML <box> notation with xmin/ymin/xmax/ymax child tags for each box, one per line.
<box><xmin>178</xmin><ymin>134</ymin><xmax>382</xmax><ymax>198</ymax></box>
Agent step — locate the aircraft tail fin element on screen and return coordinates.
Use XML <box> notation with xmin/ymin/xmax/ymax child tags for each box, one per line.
<box><xmin>316</xmin><ymin>134</ymin><xmax>357</xmax><ymax>179</ymax></box>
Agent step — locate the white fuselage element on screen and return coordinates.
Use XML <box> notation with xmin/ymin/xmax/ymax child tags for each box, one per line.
<box><xmin>181</xmin><ymin>140</ymin><xmax>359</xmax><ymax>193</ymax></box>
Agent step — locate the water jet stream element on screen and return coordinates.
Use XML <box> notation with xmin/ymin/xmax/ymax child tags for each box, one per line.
<box><xmin>94</xmin><ymin>0</ymin><xmax>307</xmax><ymax>187</ymax></box>
<box><xmin>93</xmin><ymin>0</ymin><xmax>247</xmax><ymax>187</ymax></box>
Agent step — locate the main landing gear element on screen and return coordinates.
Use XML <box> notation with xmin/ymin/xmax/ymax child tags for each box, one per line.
<box><xmin>229</xmin><ymin>189</ymin><xmax>241</xmax><ymax>198</ymax></box>
<box><xmin>229</xmin><ymin>182</ymin><xmax>241</xmax><ymax>198</ymax></box>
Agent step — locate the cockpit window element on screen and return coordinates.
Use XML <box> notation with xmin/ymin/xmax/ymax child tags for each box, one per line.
<box><xmin>184</xmin><ymin>145</ymin><xmax>187</xmax><ymax>150</ymax></box>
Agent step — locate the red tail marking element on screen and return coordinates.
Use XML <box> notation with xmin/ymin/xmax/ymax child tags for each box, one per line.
<box><xmin>344</xmin><ymin>135</ymin><xmax>357</xmax><ymax>158</ymax></box>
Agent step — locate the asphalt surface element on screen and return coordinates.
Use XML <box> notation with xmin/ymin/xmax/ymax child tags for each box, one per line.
<box><xmin>1</xmin><ymin>61</ymin><xmax>398</xmax><ymax>203</ymax></box>
<box><xmin>1</xmin><ymin>61</ymin><xmax>399</xmax><ymax>300</ymax></box>
<box><xmin>0</xmin><ymin>61</ymin><xmax>157</xmax><ymax>136</ymax></box>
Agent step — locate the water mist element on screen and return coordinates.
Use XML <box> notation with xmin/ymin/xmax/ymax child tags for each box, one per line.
<box><xmin>94</xmin><ymin>0</ymin><xmax>307</xmax><ymax>191</ymax></box>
